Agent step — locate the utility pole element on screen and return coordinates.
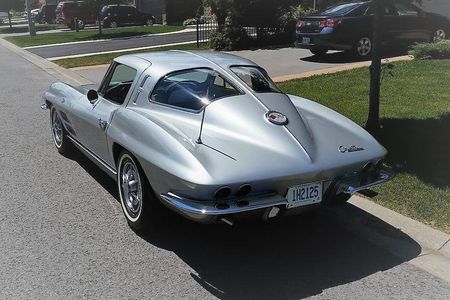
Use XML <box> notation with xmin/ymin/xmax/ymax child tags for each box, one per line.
<box><xmin>366</xmin><ymin>0</ymin><xmax>383</xmax><ymax>135</ymax></box>
<box><xmin>25</xmin><ymin>0</ymin><xmax>36</xmax><ymax>36</ymax></box>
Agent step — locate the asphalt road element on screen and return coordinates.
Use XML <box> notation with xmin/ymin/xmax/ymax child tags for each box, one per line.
<box><xmin>1</xmin><ymin>43</ymin><xmax>450</xmax><ymax>299</ymax></box>
<box><xmin>27</xmin><ymin>30</ymin><xmax>198</xmax><ymax>59</ymax></box>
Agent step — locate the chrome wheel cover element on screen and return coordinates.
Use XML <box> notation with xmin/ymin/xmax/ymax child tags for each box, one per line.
<box><xmin>120</xmin><ymin>158</ymin><xmax>143</xmax><ymax>219</ymax></box>
<box><xmin>357</xmin><ymin>37</ymin><xmax>372</xmax><ymax>56</ymax></box>
<box><xmin>146</xmin><ymin>19</ymin><xmax>153</xmax><ymax>26</ymax></box>
<box><xmin>52</xmin><ymin>111</ymin><xmax>63</xmax><ymax>148</ymax></box>
<box><xmin>111</xmin><ymin>21</ymin><xmax>118</xmax><ymax>28</ymax></box>
<box><xmin>433</xmin><ymin>29</ymin><xmax>446</xmax><ymax>42</ymax></box>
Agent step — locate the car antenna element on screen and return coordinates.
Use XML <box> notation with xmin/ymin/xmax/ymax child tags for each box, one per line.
<box><xmin>196</xmin><ymin>98</ymin><xmax>210</xmax><ymax>144</ymax></box>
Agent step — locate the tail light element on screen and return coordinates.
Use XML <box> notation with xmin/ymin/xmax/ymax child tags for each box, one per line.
<box><xmin>319</xmin><ymin>18</ymin><xmax>342</xmax><ymax>28</ymax></box>
<box><xmin>296</xmin><ymin>20</ymin><xmax>305</xmax><ymax>28</ymax></box>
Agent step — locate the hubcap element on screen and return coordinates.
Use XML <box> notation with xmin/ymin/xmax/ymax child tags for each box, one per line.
<box><xmin>52</xmin><ymin>111</ymin><xmax>63</xmax><ymax>147</ymax></box>
<box><xmin>433</xmin><ymin>29</ymin><xmax>446</xmax><ymax>42</ymax></box>
<box><xmin>147</xmin><ymin>19</ymin><xmax>153</xmax><ymax>26</ymax></box>
<box><xmin>111</xmin><ymin>22</ymin><xmax>117</xmax><ymax>28</ymax></box>
<box><xmin>357</xmin><ymin>37</ymin><xmax>372</xmax><ymax>56</ymax></box>
<box><xmin>121</xmin><ymin>159</ymin><xmax>142</xmax><ymax>218</ymax></box>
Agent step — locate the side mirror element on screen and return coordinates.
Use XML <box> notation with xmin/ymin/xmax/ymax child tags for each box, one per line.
<box><xmin>87</xmin><ymin>89</ymin><xmax>98</xmax><ymax>103</ymax></box>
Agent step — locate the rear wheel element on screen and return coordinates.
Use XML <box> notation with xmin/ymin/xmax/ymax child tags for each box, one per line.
<box><xmin>50</xmin><ymin>107</ymin><xmax>72</xmax><ymax>155</ymax></box>
<box><xmin>146</xmin><ymin>18</ymin><xmax>154</xmax><ymax>26</ymax></box>
<box><xmin>354</xmin><ymin>36</ymin><xmax>372</xmax><ymax>58</ymax></box>
<box><xmin>431</xmin><ymin>28</ymin><xmax>446</xmax><ymax>42</ymax></box>
<box><xmin>110</xmin><ymin>21</ymin><xmax>118</xmax><ymax>28</ymax></box>
<box><xmin>310</xmin><ymin>48</ymin><xmax>328</xmax><ymax>56</ymax></box>
<box><xmin>117</xmin><ymin>151</ymin><xmax>156</xmax><ymax>230</ymax></box>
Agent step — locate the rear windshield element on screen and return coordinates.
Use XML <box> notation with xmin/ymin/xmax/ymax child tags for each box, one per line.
<box><xmin>230</xmin><ymin>66</ymin><xmax>281</xmax><ymax>93</ymax></box>
<box><xmin>318</xmin><ymin>3</ymin><xmax>362</xmax><ymax>16</ymax></box>
<box><xmin>150</xmin><ymin>68</ymin><xmax>242</xmax><ymax>111</ymax></box>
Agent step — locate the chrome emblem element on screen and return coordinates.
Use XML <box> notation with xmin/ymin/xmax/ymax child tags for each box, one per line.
<box><xmin>266</xmin><ymin>111</ymin><xmax>288</xmax><ymax>125</ymax></box>
<box><xmin>339</xmin><ymin>145</ymin><xmax>365</xmax><ymax>153</ymax></box>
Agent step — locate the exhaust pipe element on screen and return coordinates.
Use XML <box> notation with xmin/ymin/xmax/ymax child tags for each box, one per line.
<box><xmin>220</xmin><ymin>217</ymin><xmax>234</xmax><ymax>226</ymax></box>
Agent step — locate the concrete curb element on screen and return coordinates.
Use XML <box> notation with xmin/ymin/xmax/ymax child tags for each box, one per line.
<box><xmin>0</xmin><ymin>38</ymin><xmax>93</xmax><ymax>86</ymax></box>
<box><xmin>343</xmin><ymin>195</ymin><xmax>450</xmax><ymax>283</ymax></box>
<box><xmin>272</xmin><ymin>55</ymin><xmax>413</xmax><ymax>83</ymax></box>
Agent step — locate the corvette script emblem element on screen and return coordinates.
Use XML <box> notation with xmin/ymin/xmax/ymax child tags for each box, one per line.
<box><xmin>266</xmin><ymin>111</ymin><xmax>288</xmax><ymax>125</ymax></box>
<box><xmin>339</xmin><ymin>145</ymin><xmax>365</xmax><ymax>153</ymax></box>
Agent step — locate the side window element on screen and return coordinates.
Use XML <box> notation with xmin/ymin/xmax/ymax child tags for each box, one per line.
<box><xmin>100</xmin><ymin>63</ymin><xmax>137</xmax><ymax>105</ymax></box>
<box><xmin>149</xmin><ymin>69</ymin><xmax>241</xmax><ymax>111</ymax></box>
<box><xmin>366</xmin><ymin>4</ymin><xmax>397</xmax><ymax>16</ymax></box>
<box><xmin>393</xmin><ymin>2</ymin><xmax>419</xmax><ymax>16</ymax></box>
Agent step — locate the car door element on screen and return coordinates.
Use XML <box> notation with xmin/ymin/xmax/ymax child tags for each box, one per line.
<box><xmin>69</xmin><ymin>63</ymin><xmax>138</xmax><ymax>165</ymax></box>
<box><xmin>365</xmin><ymin>2</ymin><xmax>398</xmax><ymax>44</ymax></box>
<box><xmin>391</xmin><ymin>0</ymin><xmax>429</xmax><ymax>42</ymax></box>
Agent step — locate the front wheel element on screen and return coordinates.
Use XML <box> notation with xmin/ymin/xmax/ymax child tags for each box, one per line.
<box><xmin>117</xmin><ymin>151</ymin><xmax>155</xmax><ymax>230</ymax></box>
<box><xmin>354</xmin><ymin>36</ymin><xmax>372</xmax><ymax>58</ymax></box>
<box><xmin>431</xmin><ymin>28</ymin><xmax>446</xmax><ymax>42</ymax></box>
<box><xmin>145</xmin><ymin>18</ymin><xmax>154</xmax><ymax>26</ymax></box>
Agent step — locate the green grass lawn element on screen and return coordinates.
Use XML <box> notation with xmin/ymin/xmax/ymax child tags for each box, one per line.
<box><xmin>279</xmin><ymin>59</ymin><xmax>450</xmax><ymax>233</ymax></box>
<box><xmin>53</xmin><ymin>43</ymin><xmax>208</xmax><ymax>68</ymax></box>
<box><xmin>5</xmin><ymin>25</ymin><xmax>184</xmax><ymax>47</ymax></box>
<box><xmin>0</xmin><ymin>24</ymin><xmax>64</xmax><ymax>34</ymax></box>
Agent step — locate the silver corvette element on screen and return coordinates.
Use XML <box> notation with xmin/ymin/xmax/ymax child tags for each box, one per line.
<box><xmin>43</xmin><ymin>51</ymin><xmax>393</xmax><ymax>228</ymax></box>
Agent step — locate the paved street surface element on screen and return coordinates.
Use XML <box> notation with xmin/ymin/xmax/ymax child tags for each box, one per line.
<box><xmin>1</xmin><ymin>43</ymin><xmax>450</xmax><ymax>299</ymax></box>
<box><xmin>27</xmin><ymin>30</ymin><xmax>198</xmax><ymax>59</ymax></box>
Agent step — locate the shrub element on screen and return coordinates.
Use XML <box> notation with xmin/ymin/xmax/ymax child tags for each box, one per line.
<box><xmin>409</xmin><ymin>40</ymin><xmax>450</xmax><ymax>59</ymax></box>
<box><xmin>183</xmin><ymin>15</ymin><xmax>216</xmax><ymax>26</ymax></box>
<box><xmin>209</xmin><ymin>23</ymin><xmax>250</xmax><ymax>50</ymax></box>
<box><xmin>278</xmin><ymin>4</ymin><xmax>316</xmax><ymax>29</ymax></box>
<box><xmin>183</xmin><ymin>18</ymin><xmax>197</xmax><ymax>26</ymax></box>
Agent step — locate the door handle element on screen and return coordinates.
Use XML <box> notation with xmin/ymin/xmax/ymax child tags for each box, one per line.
<box><xmin>98</xmin><ymin>118</ymin><xmax>108</xmax><ymax>130</ymax></box>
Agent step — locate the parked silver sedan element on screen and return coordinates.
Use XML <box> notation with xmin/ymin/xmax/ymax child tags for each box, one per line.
<box><xmin>42</xmin><ymin>51</ymin><xmax>392</xmax><ymax>229</ymax></box>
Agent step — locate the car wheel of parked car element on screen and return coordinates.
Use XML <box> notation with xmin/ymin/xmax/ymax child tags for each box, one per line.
<box><xmin>355</xmin><ymin>36</ymin><xmax>372</xmax><ymax>57</ymax></box>
<box><xmin>117</xmin><ymin>151</ymin><xmax>154</xmax><ymax>230</ymax></box>
<box><xmin>50</xmin><ymin>107</ymin><xmax>72</xmax><ymax>155</ymax></box>
<box><xmin>77</xmin><ymin>19</ymin><xmax>85</xmax><ymax>30</ymax></box>
<box><xmin>110</xmin><ymin>21</ymin><xmax>118</xmax><ymax>28</ymax></box>
<box><xmin>431</xmin><ymin>28</ymin><xmax>446</xmax><ymax>42</ymax></box>
<box><xmin>146</xmin><ymin>18</ymin><xmax>154</xmax><ymax>26</ymax></box>
<box><xmin>310</xmin><ymin>48</ymin><xmax>328</xmax><ymax>56</ymax></box>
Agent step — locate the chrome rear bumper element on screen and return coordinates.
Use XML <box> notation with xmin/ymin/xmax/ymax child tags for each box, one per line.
<box><xmin>159</xmin><ymin>167</ymin><xmax>394</xmax><ymax>223</ymax></box>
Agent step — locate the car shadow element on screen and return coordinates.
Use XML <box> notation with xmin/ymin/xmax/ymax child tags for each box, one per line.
<box><xmin>64</xmin><ymin>140</ymin><xmax>422</xmax><ymax>299</ymax></box>
<box><xmin>136</xmin><ymin>205</ymin><xmax>421</xmax><ymax>299</ymax></box>
<box><xmin>301</xmin><ymin>46</ymin><xmax>409</xmax><ymax>64</ymax></box>
<box><xmin>380</xmin><ymin>113</ymin><xmax>450</xmax><ymax>188</ymax></box>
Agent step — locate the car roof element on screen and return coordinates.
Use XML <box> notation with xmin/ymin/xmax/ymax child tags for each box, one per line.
<box><xmin>116</xmin><ymin>51</ymin><xmax>258</xmax><ymax>77</ymax></box>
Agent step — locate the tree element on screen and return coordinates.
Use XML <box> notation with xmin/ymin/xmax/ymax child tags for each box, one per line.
<box><xmin>204</xmin><ymin>0</ymin><xmax>233</xmax><ymax>32</ymax></box>
<box><xmin>366</xmin><ymin>0</ymin><xmax>384</xmax><ymax>135</ymax></box>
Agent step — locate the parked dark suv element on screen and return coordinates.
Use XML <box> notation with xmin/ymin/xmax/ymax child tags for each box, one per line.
<box><xmin>295</xmin><ymin>0</ymin><xmax>450</xmax><ymax>57</ymax></box>
<box><xmin>100</xmin><ymin>5</ymin><xmax>156</xmax><ymax>28</ymax></box>
<box><xmin>35</xmin><ymin>4</ymin><xmax>57</xmax><ymax>24</ymax></box>
<box><xmin>55</xmin><ymin>1</ymin><xmax>98</xmax><ymax>30</ymax></box>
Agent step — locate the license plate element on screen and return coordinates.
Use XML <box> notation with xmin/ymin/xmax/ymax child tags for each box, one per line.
<box><xmin>286</xmin><ymin>182</ymin><xmax>322</xmax><ymax>209</ymax></box>
<box><xmin>302</xmin><ymin>37</ymin><xmax>311</xmax><ymax>44</ymax></box>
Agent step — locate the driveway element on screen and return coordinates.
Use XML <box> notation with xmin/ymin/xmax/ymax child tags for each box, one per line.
<box><xmin>1</xmin><ymin>42</ymin><xmax>449</xmax><ymax>299</ymax></box>
<box><xmin>73</xmin><ymin>47</ymin><xmax>354</xmax><ymax>83</ymax></box>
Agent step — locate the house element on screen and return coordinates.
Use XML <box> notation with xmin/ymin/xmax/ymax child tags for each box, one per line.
<box><xmin>136</xmin><ymin>0</ymin><xmax>202</xmax><ymax>24</ymax></box>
